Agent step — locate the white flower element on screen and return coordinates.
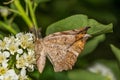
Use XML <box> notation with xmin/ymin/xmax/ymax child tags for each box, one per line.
<box><xmin>3</xmin><ymin>36</ymin><xmax>16</xmax><ymax>46</ymax></box>
<box><xmin>0</xmin><ymin>53</ymin><xmax>5</xmax><ymax>64</ymax></box>
<box><xmin>15</xmin><ymin>32</ymin><xmax>34</xmax><ymax>49</ymax></box>
<box><xmin>16</xmin><ymin>51</ymin><xmax>35</xmax><ymax>71</ymax></box>
<box><xmin>2</xmin><ymin>60</ymin><xmax>8</xmax><ymax>68</ymax></box>
<box><xmin>0</xmin><ymin>32</ymin><xmax>35</xmax><ymax>79</ymax></box>
<box><xmin>20</xmin><ymin>36</ymin><xmax>32</xmax><ymax>49</ymax></box>
<box><xmin>17</xmin><ymin>49</ymin><xmax>23</xmax><ymax>54</ymax></box>
<box><xmin>19</xmin><ymin>67</ymin><xmax>29</xmax><ymax>80</ymax></box>
<box><xmin>24</xmin><ymin>52</ymin><xmax>35</xmax><ymax>67</ymax></box>
<box><xmin>1</xmin><ymin>36</ymin><xmax>19</xmax><ymax>55</ymax></box>
<box><xmin>3</xmin><ymin>69</ymin><xmax>18</xmax><ymax>80</ymax></box>
<box><xmin>24</xmin><ymin>50</ymin><xmax>36</xmax><ymax>67</ymax></box>
<box><xmin>0</xmin><ymin>66</ymin><xmax>8</xmax><ymax>75</ymax></box>
<box><xmin>25</xmin><ymin>33</ymin><xmax>34</xmax><ymax>41</ymax></box>
<box><xmin>8</xmin><ymin>43</ymin><xmax>19</xmax><ymax>55</ymax></box>
<box><xmin>0</xmin><ymin>75</ymin><xmax>3</xmax><ymax>80</ymax></box>
<box><xmin>0</xmin><ymin>64</ymin><xmax>18</xmax><ymax>80</ymax></box>
<box><xmin>21</xmin><ymin>40</ymin><xmax>28</xmax><ymax>49</ymax></box>
<box><xmin>88</xmin><ymin>63</ymin><xmax>116</xmax><ymax>80</ymax></box>
<box><xmin>0</xmin><ymin>65</ymin><xmax>18</xmax><ymax>80</ymax></box>
<box><xmin>0</xmin><ymin>51</ymin><xmax>9</xmax><ymax>64</ymax></box>
<box><xmin>20</xmin><ymin>67</ymin><xmax>26</xmax><ymax>77</ymax></box>
<box><xmin>26</xmin><ymin>49</ymin><xmax>36</xmax><ymax>64</ymax></box>
<box><xmin>16</xmin><ymin>54</ymin><xmax>26</xmax><ymax>69</ymax></box>
<box><xmin>3</xmin><ymin>51</ymin><xmax>10</xmax><ymax>58</ymax></box>
<box><xmin>16</xmin><ymin>33</ymin><xmax>23</xmax><ymax>39</ymax></box>
<box><xmin>0</xmin><ymin>40</ymin><xmax>6</xmax><ymax>50</ymax></box>
<box><xmin>27</xmin><ymin>65</ymin><xmax>34</xmax><ymax>72</ymax></box>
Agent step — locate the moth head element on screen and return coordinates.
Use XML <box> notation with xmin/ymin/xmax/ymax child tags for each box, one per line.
<box><xmin>80</xmin><ymin>26</ymin><xmax>90</xmax><ymax>34</ymax></box>
<box><xmin>30</xmin><ymin>27</ymin><xmax>42</xmax><ymax>40</ymax></box>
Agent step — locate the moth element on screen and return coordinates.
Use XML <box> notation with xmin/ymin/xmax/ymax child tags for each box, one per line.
<box><xmin>34</xmin><ymin>27</ymin><xmax>90</xmax><ymax>73</ymax></box>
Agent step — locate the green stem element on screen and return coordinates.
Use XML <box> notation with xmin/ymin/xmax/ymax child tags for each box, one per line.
<box><xmin>9</xmin><ymin>14</ymin><xmax>17</xmax><ymax>24</ymax></box>
<box><xmin>25</xmin><ymin>0</ymin><xmax>29</xmax><ymax>16</ymax></box>
<box><xmin>0</xmin><ymin>21</ymin><xmax>17</xmax><ymax>34</ymax></box>
<box><xmin>8</xmin><ymin>54</ymin><xmax>16</xmax><ymax>69</ymax></box>
<box><xmin>110</xmin><ymin>44</ymin><xmax>120</xmax><ymax>64</ymax></box>
<box><xmin>33</xmin><ymin>3</ymin><xmax>37</xmax><ymax>12</ymax></box>
<box><xmin>3</xmin><ymin>16</ymin><xmax>7</xmax><ymax>22</ymax></box>
<box><xmin>14</xmin><ymin>0</ymin><xmax>33</xmax><ymax>29</ymax></box>
<box><xmin>26</xmin><ymin>0</ymin><xmax>38</xmax><ymax>29</ymax></box>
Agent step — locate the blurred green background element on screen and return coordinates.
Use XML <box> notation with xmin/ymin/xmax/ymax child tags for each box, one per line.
<box><xmin>0</xmin><ymin>0</ymin><xmax>120</xmax><ymax>80</ymax></box>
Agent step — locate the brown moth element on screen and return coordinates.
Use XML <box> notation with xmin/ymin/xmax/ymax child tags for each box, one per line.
<box><xmin>34</xmin><ymin>27</ymin><xmax>90</xmax><ymax>73</ymax></box>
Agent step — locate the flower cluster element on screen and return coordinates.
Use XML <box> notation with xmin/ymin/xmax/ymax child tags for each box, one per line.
<box><xmin>0</xmin><ymin>33</ymin><xmax>36</xmax><ymax>80</ymax></box>
<box><xmin>88</xmin><ymin>63</ymin><xmax>116</xmax><ymax>80</ymax></box>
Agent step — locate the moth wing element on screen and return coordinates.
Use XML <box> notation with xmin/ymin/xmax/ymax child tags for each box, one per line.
<box><xmin>43</xmin><ymin>27</ymin><xmax>90</xmax><ymax>72</ymax></box>
<box><xmin>35</xmin><ymin>39</ymin><xmax>46</xmax><ymax>73</ymax></box>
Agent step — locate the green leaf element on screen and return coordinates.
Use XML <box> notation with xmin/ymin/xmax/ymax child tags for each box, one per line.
<box><xmin>110</xmin><ymin>44</ymin><xmax>120</xmax><ymax>64</ymax></box>
<box><xmin>68</xmin><ymin>69</ymin><xmax>107</xmax><ymax>80</ymax></box>
<box><xmin>81</xmin><ymin>34</ymin><xmax>106</xmax><ymax>56</ymax></box>
<box><xmin>54</xmin><ymin>72</ymin><xmax>69</xmax><ymax>80</ymax></box>
<box><xmin>46</xmin><ymin>14</ymin><xmax>88</xmax><ymax>35</ymax></box>
<box><xmin>88</xmin><ymin>19</ymin><xmax>113</xmax><ymax>36</ymax></box>
<box><xmin>46</xmin><ymin>14</ymin><xmax>113</xmax><ymax>36</ymax></box>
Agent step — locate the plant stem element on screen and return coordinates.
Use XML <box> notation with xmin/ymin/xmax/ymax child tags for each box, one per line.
<box><xmin>0</xmin><ymin>21</ymin><xmax>17</xmax><ymax>34</ymax></box>
<box><xmin>26</xmin><ymin>0</ymin><xmax>38</xmax><ymax>29</ymax></box>
<box><xmin>110</xmin><ymin>44</ymin><xmax>120</xmax><ymax>64</ymax></box>
<box><xmin>14</xmin><ymin>0</ymin><xmax>33</xmax><ymax>29</ymax></box>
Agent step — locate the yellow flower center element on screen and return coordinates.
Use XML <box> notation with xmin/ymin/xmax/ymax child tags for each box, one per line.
<box><xmin>0</xmin><ymin>41</ymin><xmax>6</xmax><ymax>49</ymax></box>
<box><xmin>16</xmin><ymin>58</ymin><xmax>25</xmax><ymax>68</ymax></box>
<box><xmin>0</xmin><ymin>55</ymin><xmax>5</xmax><ymax>63</ymax></box>
<box><xmin>9</xmin><ymin>44</ymin><xmax>17</xmax><ymax>55</ymax></box>
<box><xmin>0</xmin><ymin>67</ymin><xmax>7</xmax><ymax>75</ymax></box>
<box><xmin>4</xmin><ymin>76</ymin><xmax>12</xmax><ymax>80</ymax></box>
